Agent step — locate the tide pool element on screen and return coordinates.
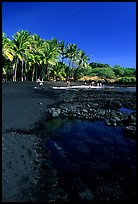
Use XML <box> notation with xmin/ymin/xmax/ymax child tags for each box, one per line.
<box><xmin>44</xmin><ymin>118</ymin><xmax>136</xmax><ymax>202</ymax></box>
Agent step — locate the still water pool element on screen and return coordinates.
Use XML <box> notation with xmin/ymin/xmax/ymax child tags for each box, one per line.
<box><xmin>44</xmin><ymin>118</ymin><xmax>136</xmax><ymax>202</ymax></box>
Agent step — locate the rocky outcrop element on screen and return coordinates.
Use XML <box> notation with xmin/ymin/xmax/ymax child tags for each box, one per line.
<box><xmin>47</xmin><ymin>89</ymin><xmax>136</xmax><ymax>139</ymax></box>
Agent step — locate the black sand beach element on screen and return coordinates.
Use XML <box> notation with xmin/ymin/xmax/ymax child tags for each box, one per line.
<box><xmin>2</xmin><ymin>81</ymin><xmax>136</xmax><ymax>202</ymax></box>
<box><xmin>2</xmin><ymin>82</ymin><xmax>57</xmax><ymax>202</ymax></box>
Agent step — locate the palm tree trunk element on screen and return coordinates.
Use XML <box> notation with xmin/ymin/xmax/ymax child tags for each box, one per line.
<box><xmin>45</xmin><ymin>62</ymin><xmax>49</xmax><ymax>80</ymax></box>
<box><xmin>35</xmin><ymin>64</ymin><xmax>37</xmax><ymax>81</ymax></box>
<box><xmin>25</xmin><ymin>61</ymin><xmax>27</xmax><ymax>81</ymax></box>
<box><xmin>15</xmin><ymin>61</ymin><xmax>18</xmax><ymax>81</ymax></box>
<box><xmin>21</xmin><ymin>59</ymin><xmax>24</xmax><ymax>81</ymax></box>
<box><xmin>38</xmin><ymin>65</ymin><xmax>43</xmax><ymax>81</ymax></box>
<box><xmin>68</xmin><ymin>60</ymin><xmax>71</xmax><ymax>80</ymax></box>
<box><xmin>41</xmin><ymin>66</ymin><xmax>45</xmax><ymax>81</ymax></box>
<box><xmin>32</xmin><ymin>64</ymin><xmax>35</xmax><ymax>81</ymax></box>
<box><xmin>12</xmin><ymin>64</ymin><xmax>15</xmax><ymax>81</ymax></box>
<box><xmin>13</xmin><ymin>58</ymin><xmax>18</xmax><ymax>81</ymax></box>
<box><xmin>14</xmin><ymin>62</ymin><xmax>18</xmax><ymax>81</ymax></box>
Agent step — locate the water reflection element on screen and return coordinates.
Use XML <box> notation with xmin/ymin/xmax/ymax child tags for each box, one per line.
<box><xmin>119</xmin><ymin>107</ymin><xmax>135</xmax><ymax>114</ymax></box>
<box><xmin>45</xmin><ymin>119</ymin><xmax>136</xmax><ymax>202</ymax></box>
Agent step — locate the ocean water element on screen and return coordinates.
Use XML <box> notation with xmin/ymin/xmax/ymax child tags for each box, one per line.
<box><xmin>52</xmin><ymin>85</ymin><xmax>136</xmax><ymax>93</ymax></box>
<box><xmin>118</xmin><ymin>107</ymin><xmax>135</xmax><ymax>114</ymax></box>
<box><xmin>44</xmin><ymin>118</ymin><xmax>136</xmax><ymax>202</ymax></box>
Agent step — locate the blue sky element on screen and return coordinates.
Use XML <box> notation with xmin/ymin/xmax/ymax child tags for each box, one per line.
<box><xmin>2</xmin><ymin>2</ymin><xmax>136</xmax><ymax>68</ymax></box>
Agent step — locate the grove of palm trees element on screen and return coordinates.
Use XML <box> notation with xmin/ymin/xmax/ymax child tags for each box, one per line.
<box><xmin>2</xmin><ymin>30</ymin><xmax>136</xmax><ymax>84</ymax></box>
<box><xmin>2</xmin><ymin>30</ymin><xmax>90</xmax><ymax>82</ymax></box>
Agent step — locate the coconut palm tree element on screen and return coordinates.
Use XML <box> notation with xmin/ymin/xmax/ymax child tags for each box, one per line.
<box><xmin>76</xmin><ymin>49</ymin><xmax>90</xmax><ymax>68</ymax></box>
<box><xmin>49</xmin><ymin>62</ymin><xmax>67</xmax><ymax>80</ymax></box>
<box><xmin>26</xmin><ymin>33</ymin><xmax>44</xmax><ymax>81</ymax></box>
<box><xmin>41</xmin><ymin>39</ymin><xmax>59</xmax><ymax>80</ymax></box>
<box><xmin>2</xmin><ymin>30</ymin><xmax>92</xmax><ymax>82</ymax></box>
<box><xmin>2</xmin><ymin>33</ymin><xmax>15</xmax><ymax>81</ymax></box>
<box><xmin>2</xmin><ymin>33</ymin><xmax>14</xmax><ymax>61</ymax></box>
<box><xmin>58</xmin><ymin>40</ymin><xmax>67</xmax><ymax>63</ymax></box>
<box><xmin>11</xmin><ymin>30</ymin><xmax>31</xmax><ymax>81</ymax></box>
<box><xmin>66</xmin><ymin>43</ymin><xmax>78</xmax><ymax>79</ymax></box>
<box><xmin>20</xmin><ymin>31</ymin><xmax>31</xmax><ymax>81</ymax></box>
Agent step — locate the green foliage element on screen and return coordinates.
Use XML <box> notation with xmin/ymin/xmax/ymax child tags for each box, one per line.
<box><xmin>123</xmin><ymin>68</ymin><xmax>136</xmax><ymax>77</ymax></box>
<box><xmin>49</xmin><ymin>62</ymin><xmax>67</xmax><ymax>80</ymax></box>
<box><xmin>89</xmin><ymin>62</ymin><xmax>111</xmax><ymax>68</ymax></box>
<box><xmin>77</xmin><ymin>66</ymin><xmax>94</xmax><ymax>76</ymax></box>
<box><xmin>78</xmin><ymin>67</ymin><xmax>115</xmax><ymax>79</ymax></box>
<box><xmin>2</xmin><ymin>32</ymin><xmax>14</xmax><ymax>62</ymax></box>
<box><xmin>113</xmin><ymin>65</ymin><xmax>123</xmax><ymax>69</ymax></box>
<box><xmin>117</xmin><ymin>77</ymin><xmax>136</xmax><ymax>84</ymax></box>
<box><xmin>91</xmin><ymin>68</ymin><xmax>115</xmax><ymax>79</ymax></box>
<box><xmin>2</xmin><ymin>30</ymin><xmax>136</xmax><ymax>84</ymax></box>
<box><xmin>113</xmin><ymin>66</ymin><xmax>136</xmax><ymax>78</ymax></box>
<box><xmin>73</xmin><ymin>67</ymin><xmax>83</xmax><ymax>80</ymax></box>
<box><xmin>113</xmin><ymin>67</ymin><xmax>125</xmax><ymax>77</ymax></box>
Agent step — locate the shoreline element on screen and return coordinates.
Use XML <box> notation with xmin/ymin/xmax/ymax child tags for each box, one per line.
<box><xmin>2</xmin><ymin>81</ymin><xmax>59</xmax><ymax>202</ymax></box>
<box><xmin>2</xmin><ymin>81</ymin><xmax>136</xmax><ymax>202</ymax></box>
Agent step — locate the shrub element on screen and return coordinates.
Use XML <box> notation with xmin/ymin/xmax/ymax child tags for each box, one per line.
<box><xmin>90</xmin><ymin>68</ymin><xmax>115</xmax><ymax>79</ymax></box>
<box><xmin>113</xmin><ymin>67</ymin><xmax>136</xmax><ymax>78</ymax></box>
<box><xmin>117</xmin><ymin>77</ymin><xmax>136</xmax><ymax>84</ymax></box>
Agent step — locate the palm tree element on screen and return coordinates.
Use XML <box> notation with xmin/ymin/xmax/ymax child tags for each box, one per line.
<box><xmin>76</xmin><ymin>49</ymin><xmax>90</xmax><ymax>68</ymax></box>
<box><xmin>41</xmin><ymin>39</ymin><xmax>59</xmax><ymax>80</ymax></box>
<box><xmin>20</xmin><ymin>31</ymin><xmax>31</xmax><ymax>81</ymax></box>
<box><xmin>58</xmin><ymin>40</ymin><xmax>67</xmax><ymax>63</ymax></box>
<box><xmin>26</xmin><ymin>34</ymin><xmax>44</xmax><ymax>81</ymax></box>
<box><xmin>66</xmin><ymin>43</ymin><xmax>78</xmax><ymax>79</ymax></box>
<box><xmin>2</xmin><ymin>33</ymin><xmax>15</xmax><ymax>81</ymax></box>
<box><xmin>2</xmin><ymin>30</ymin><xmax>92</xmax><ymax>82</ymax></box>
<box><xmin>49</xmin><ymin>62</ymin><xmax>67</xmax><ymax>80</ymax></box>
<box><xmin>11</xmin><ymin>30</ymin><xmax>31</xmax><ymax>81</ymax></box>
<box><xmin>2</xmin><ymin>33</ymin><xmax>14</xmax><ymax>61</ymax></box>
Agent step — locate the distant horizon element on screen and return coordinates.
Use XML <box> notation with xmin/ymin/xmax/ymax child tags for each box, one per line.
<box><xmin>2</xmin><ymin>2</ymin><xmax>136</xmax><ymax>68</ymax></box>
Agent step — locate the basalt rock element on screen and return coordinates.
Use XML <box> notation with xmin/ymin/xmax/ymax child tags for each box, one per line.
<box><xmin>79</xmin><ymin>187</ymin><xmax>94</xmax><ymax>201</ymax></box>
<box><xmin>125</xmin><ymin>126</ymin><xmax>136</xmax><ymax>138</ymax></box>
<box><xmin>52</xmin><ymin>111</ymin><xmax>59</xmax><ymax>117</ymax></box>
<box><xmin>47</xmin><ymin>88</ymin><xmax>136</xmax><ymax>140</ymax></box>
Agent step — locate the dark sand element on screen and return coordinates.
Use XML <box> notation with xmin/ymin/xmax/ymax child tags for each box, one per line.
<box><xmin>2</xmin><ymin>81</ymin><xmax>57</xmax><ymax>202</ymax></box>
<box><xmin>2</xmin><ymin>81</ymin><xmax>136</xmax><ymax>202</ymax></box>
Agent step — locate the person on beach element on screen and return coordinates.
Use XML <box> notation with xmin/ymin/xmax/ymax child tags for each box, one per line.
<box><xmin>37</xmin><ymin>79</ymin><xmax>44</xmax><ymax>85</ymax></box>
<box><xmin>66</xmin><ymin>80</ymin><xmax>70</xmax><ymax>87</ymax></box>
<box><xmin>91</xmin><ymin>81</ymin><xmax>95</xmax><ymax>86</ymax></box>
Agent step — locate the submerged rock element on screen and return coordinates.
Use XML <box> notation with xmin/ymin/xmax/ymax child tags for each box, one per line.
<box><xmin>56</xmin><ymin>108</ymin><xmax>61</xmax><ymax>115</ymax></box>
<box><xmin>125</xmin><ymin>126</ymin><xmax>136</xmax><ymax>138</ymax></box>
<box><xmin>52</xmin><ymin>111</ymin><xmax>59</xmax><ymax>117</ymax></box>
<box><xmin>78</xmin><ymin>187</ymin><xmax>94</xmax><ymax>201</ymax></box>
